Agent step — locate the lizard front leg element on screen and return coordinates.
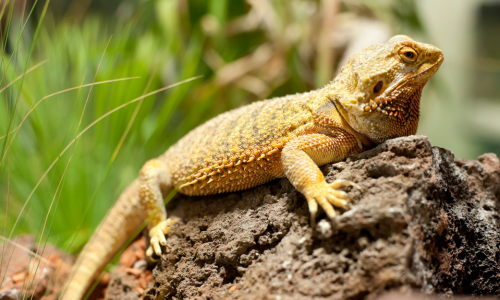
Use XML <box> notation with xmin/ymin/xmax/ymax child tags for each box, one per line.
<box><xmin>139</xmin><ymin>159</ymin><xmax>176</xmax><ymax>260</ymax></box>
<box><xmin>281</xmin><ymin>131</ymin><xmax>361</xmax><ymax>225</ymax></box>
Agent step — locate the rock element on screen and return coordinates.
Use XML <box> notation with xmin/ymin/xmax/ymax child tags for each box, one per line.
<box><xmin>137</xmin><ymin>135</ymin><xmax>499</xmax><ymax>299</ymax></box>
<box><xmin>374</xmin><ymin>291</ymin><xmax>499</xmax><ymax>300</ymax></box>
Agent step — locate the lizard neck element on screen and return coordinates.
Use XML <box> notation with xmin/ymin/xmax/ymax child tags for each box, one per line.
<box><xmin>307</xmin><ymin>87</ymin><xmax>376</xmax><ymax>149</ymax></box>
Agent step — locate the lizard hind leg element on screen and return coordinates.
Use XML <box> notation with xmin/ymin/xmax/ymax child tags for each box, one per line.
<box><xmin>139</xmin><ymin>159</ymin><xmax>176</xmax><ymax>261</ymax></box>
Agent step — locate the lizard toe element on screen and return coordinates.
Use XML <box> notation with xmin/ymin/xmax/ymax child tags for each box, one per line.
<box><xmin>147</xmin><ymin>218</ymin><xmax>178</xmax><ymax>260</ymax></box>
<box><xmin>317</xmin><ymin>196</ymin><xmax>337</xmax><ymax>220</ymax></box>
<box><xmin>329</xmin><ymin>179</ymin><xmax>361</xmax><ymax>191</ymax></box>
<box><xmin>325</xmin><ymin>193</ymin><xmax>349</xmax><ymax>210</ymax></box>
<box><xmin>150</xmin><ymin>235</ymin><xmax>163</xmax><ymax>257</ymax></box>
<box><xmin>306</xmin><ymin>198</ymin><xmax>318</xmax><ymax>227</ymax></box>
<box><xmin>146</xmin><ymin>246</ymin><xmax>160</xmax><ymax>262</ymax></box>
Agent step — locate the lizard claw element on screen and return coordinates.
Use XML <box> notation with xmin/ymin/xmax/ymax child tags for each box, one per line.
<box><xmin>147</xmin><ymin>218</ymin><xmax>177</xmax><ymax>262</ymax></box>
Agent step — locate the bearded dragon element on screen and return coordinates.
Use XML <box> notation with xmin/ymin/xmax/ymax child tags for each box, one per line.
<box><xmin>61</xmin><ymin>35</ymin><xmax>443</xmax><ymax>299</ymax></box>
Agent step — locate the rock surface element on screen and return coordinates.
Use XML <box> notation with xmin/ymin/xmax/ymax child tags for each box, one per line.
<box><xmin>128</xmin><ymin>135</ymin><xmax>500</xmax><ymax>299</ymax></box>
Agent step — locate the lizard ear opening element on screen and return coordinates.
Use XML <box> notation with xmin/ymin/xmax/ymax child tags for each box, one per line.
<box><xmin>373</xmin><ymin>81</ymin><xmax>383</xmax><ymax>94</ymax></box>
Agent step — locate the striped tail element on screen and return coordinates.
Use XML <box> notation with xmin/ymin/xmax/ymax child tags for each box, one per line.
<box><xmin>61</xmin><ymin>179</ymin><xmax>146</xmax><ymax>300</ymax></box>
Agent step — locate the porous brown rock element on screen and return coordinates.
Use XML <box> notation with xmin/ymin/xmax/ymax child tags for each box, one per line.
<box><xmin>129</xmin><ymin>135</ymin><xmax>500</xmax><ymax>300</ymax></box>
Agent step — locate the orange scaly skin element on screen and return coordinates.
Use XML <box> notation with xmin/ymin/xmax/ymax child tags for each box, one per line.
<box><xmin>61</xmin><ymin>35</ymin><xmax>443</xmax><ymax>299</ymax></box>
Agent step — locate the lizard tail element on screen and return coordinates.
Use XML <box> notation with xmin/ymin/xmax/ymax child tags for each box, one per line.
<box><xmin>61</xmin><ymin>179</ymin><xmax>147</xmax><ymax>300</ymax></box>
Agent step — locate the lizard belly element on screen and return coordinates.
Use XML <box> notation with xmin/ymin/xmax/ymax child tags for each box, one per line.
<box><xmin>177</xmin><ymin>151</ymin><xmax>285</xmax><ymax>196</ymax></box>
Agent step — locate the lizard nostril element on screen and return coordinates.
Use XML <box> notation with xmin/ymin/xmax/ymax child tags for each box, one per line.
<box><xmin>373</xmin><ymin>81</ymin><xmax>383</xmax><ymax>94</ymax></box>
<box><xmin>427</xmin><ymin>52</ymin><xmax>432</xmax><ymax>58</ymax></box>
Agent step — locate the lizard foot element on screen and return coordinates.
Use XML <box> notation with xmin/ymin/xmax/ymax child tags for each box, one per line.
<box><xmin>304</xmin><ymin>180</ymin><xmax>359</xmax><ymax>226</ymax></box>
<box><xmin>146</xmin><ymin>218</ymin><xmax>177</xmax><ymax>262</ymax></box>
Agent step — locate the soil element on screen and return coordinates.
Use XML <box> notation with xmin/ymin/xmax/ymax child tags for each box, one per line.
<box><xmin>0</xmin><ymin>235</ymin><xmax>151</xmax><ymax>300</ymax></box>
<box><xmin>0</xmin><ymin>235</ymin><xmax>75</xmax><ymax>300</ymax></box>
<box><xmin>2</xmin><ymin>135</ymin><xmax>499</xmax><ymax>300</ymax></box>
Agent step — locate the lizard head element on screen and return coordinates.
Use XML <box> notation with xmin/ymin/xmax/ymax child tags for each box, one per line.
<box><xmin>331</xmin><ymin>35</ymin><xmax>443</xmax><ymax>144</ymax></box>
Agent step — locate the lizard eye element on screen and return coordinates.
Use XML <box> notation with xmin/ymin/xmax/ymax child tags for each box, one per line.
<box><xmin>373</xmin><ymin>80</ymin><xmax>383</xmax><ymax>94</ymax></box>
<box><xmin>399</xmin><ymin>47</ymin><xmax>418</xmax><ymax>63</ymax></box>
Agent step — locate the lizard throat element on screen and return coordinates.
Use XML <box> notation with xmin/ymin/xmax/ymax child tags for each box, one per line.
<box><xmin>388</xmin><ymin>84</ymin><xmax>422</xmax><ymax>136</ymax></box>
<box><xmin>385</xmin><ymin>84</ymin><xmax>422</xmax><ymax>126</ymax></box>
<box><xmin>347</xmin><ymin>83</ymin><xmax>424</xmax><ymax>143</ymax></box>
